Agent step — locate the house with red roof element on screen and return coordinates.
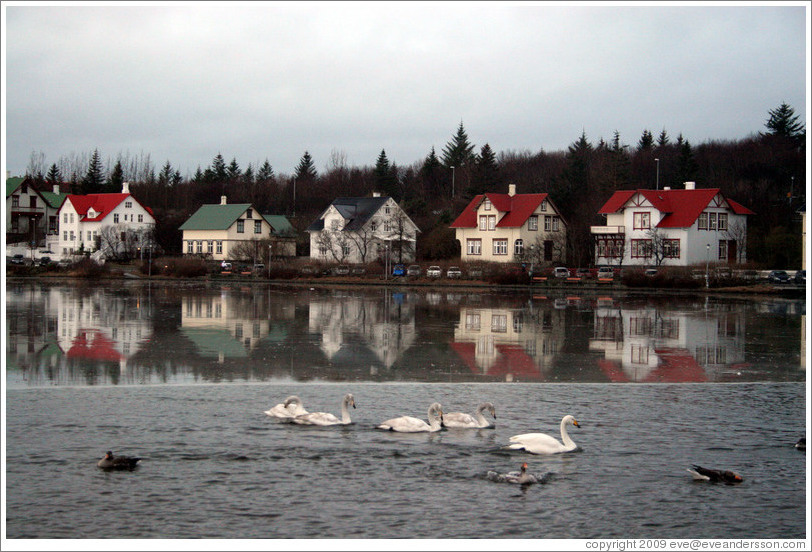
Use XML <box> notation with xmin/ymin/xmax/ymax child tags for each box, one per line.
<box><xmin>55</xmin><ymin>182</ymin><xmax>156</xmax><ymax>261</ymax></box>
<box><xmin>591</xmin><ymin>181</ymin><xmax>755</xmax><ymax>267</ymax></box>
<box><xmin>450</xmin><ymin>184</ymin><xmax>567</xmax><ymax>265</ymax></box>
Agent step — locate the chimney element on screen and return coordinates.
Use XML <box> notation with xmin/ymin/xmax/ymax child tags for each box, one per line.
<box><xmin>53</xmin><ymin>184</ymin><xmax>60</xmax><ymax>194</ymax></box>
<box><xmin>684</xmin><ymin>181</ymin><xmax>695</xmax><ymax>190</ymax></box>
<box><xmin>372</xmin><ymin>191</ymin><xmax>381</xmax><ymax>197</ymax></box>
<box><xmin>122</xmin><ymin>182</ymin><xmax>129</xmax><ymax>194</ymax></box>
<box><xmin>663</xmin><ymin>187</ymin><xmax>671</xmax><ymax>191</ymax></box>
<box><xmin>508</xmin><ymin>183</ymin><xmax>516</xmax><ymax>197</ymax></box>
<box><xmin>220</xmin><ymin>196</ymin><xmax>227</xmax><ymax>205</ymax></box>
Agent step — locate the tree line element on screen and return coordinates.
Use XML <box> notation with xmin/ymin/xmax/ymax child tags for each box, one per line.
<box><xmin>22</xmin><ymin>103</ymin><xmax>806</xmax><ymax>269</ymax></box>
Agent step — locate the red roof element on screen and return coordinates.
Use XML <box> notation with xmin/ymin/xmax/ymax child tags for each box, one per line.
<box><xmin>451</xmin><ymin>341</ymin><xmax>543</xmax><ymax>380</ymax></box>
<box><xmin>450</xmin><ymin>193</ymin><xmax>550</xmax><ymax>228</ymax></box>
<box><xmin>67</xmin><ymin>330</ymin><xmax>124</xmax><ymax>362</ymax></box>
<box><xmin>598</xmin><ymin>188</ymin><xmax>754</xmax><ymax>228</ymax></box>
<box><xmin>61</xmin><ymin>192</ymin><xmax>154</xmax><ymax>222</ymax></box>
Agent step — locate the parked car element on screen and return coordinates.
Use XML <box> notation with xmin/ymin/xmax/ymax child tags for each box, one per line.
<box><xmin>553</xmin><ymin>267</ymin><xmax>570</xmax><ymax>278</ymax></box>
<box><xmin>767</xmin><ymin>270</ymin><xmax>790</xmax><ymax>284</ymax></box>
<box><xmin>575</xmin><ymin>267</ymin><xmax>592</xmax><ymax>279</ymax></box>
<box><xmin>334</xmin><ymin>265</ymin><xmax>350</xmax><ymax>275</ymax></box>
<box><xmin>392</xmin><ymin>264</ymin><xmax>406</xmax><ymax>276</ymax></box>
<box><xmin>597</xmin><ymin>266</ymin><xmax>615</xmax><ymax>279</ymax></box>
<box><xmin>794</xmin><ymin>270</ymin><xmax>806</xmax><ymax>284</ymax></box>
<box><xmin>300</xmin><ymin>265</ymin><xmax>315</xmax><ymax>275</ymax></box>
<box><xmin>253</xmin><ymin>262</ymin><xmax>265</xmax><ymax>271</ymax></box>
<box><xmin>426</xmin><ymin>265</ymin><xmax>442</xmax><ymax>278</ymax></box>
<box><xmin>10</xmin><ymin>254</ymin><xmax>25</xmax><ymax>265</ymax></box>
<box><xmin>446</xmin><ymin>266</ymin><xmax>462</xmax><ymax>279</ymax></box>
<box><xmin>644</xmin><ymin>268</ymin><xmax>658</xmax><ymax>277</ymax></box>
<box><xmin>406</xmin><ymin>264</ymin><xmax>421</xmax><ymax>277</ymax></box>
<box><xmin>351</xmin><ymin>266</ymin><xmax>366</xmax><ymax>276</ymax></box>
<box><xmin>220</xmin><ymin>262</ymin><xmax>233</xmax><ymax>272</ymax></box>
<box><xmin>38</xmin><ymin>257</ymin><xmax>52</xmax><ymax>267</ymax></box>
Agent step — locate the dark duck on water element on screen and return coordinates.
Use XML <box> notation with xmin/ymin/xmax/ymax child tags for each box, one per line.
<box><xmin>687</xmin><ymin>465</ymin><xmax>743</xmax><ymax>484</ymax></box>
<box><xmin>97</xmin><ymin>451</ymin><xmax>141</xmax><ymax>471</ymax></box>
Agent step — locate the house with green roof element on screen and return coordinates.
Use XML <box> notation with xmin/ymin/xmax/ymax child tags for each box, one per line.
<box><xmin>6</xmin><ymin>177</ymin><xmax>70</xmax><ymax>249</ymax></box>
<box><xmin>179</xmin><ymin>195</ymin><xmax>297</xmax><ymax>263</ymax></box>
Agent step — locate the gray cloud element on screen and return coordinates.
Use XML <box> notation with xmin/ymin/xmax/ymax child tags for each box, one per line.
<box><xmin>4</xmin><ymin>2</ymin><xmax>807</xmax><ymax>178</ymax></box>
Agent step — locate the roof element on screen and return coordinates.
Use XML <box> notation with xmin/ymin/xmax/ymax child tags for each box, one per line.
<box><xmin>179</xmin><ymin>203</ymin><xmax>253</xmax><ymax>231</ymax></box>
<box><xmin>306</xmin><ymin>196</ymin><xmax>391</xmax><ymax>232</ymax></box>
<box><xmin>6</xmin><ymin>177</ymin><xmax>26</xmax><ymax>196</ymax></box>
<box><xmin>63</xmin><ymin>192</ymin><xmax>154</xmax><ymax>222</ymax></box>
<box><xmin>450</xmin><ymin>193</ymin><xmax>551</xmax><ymax>228</ymax></box>
<box><xmin>598</xmin><ymin>188</ymin><xmax>755</xmax><ymax>228</ymax></box>
<box><xmin>262</xmin><ymin>214</ymin><xmax>296</xmax><ymax>237</ymax></box>
<box><xmin>40</xmin><ymin>190</ymin><xmax>69</xmax><ymax>209</ymax></box>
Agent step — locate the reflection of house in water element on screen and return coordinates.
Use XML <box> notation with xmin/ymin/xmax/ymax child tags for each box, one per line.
<box><xmin>308</xmin><ymin>291</ymin><xmax>416</xmax><ymax>371</ymax></box>
<box><xmin>589</xmin><ymin>299</ymin><xmax>746</xmax><ymax>382</ymax></box>
<box><xmin>452</xmin><ymin>304</ymin><xmax>565</xmax><ymax>381</ymax></box>
<box><xmin>180</xmin><ymin>290</ymin><xmax>292</xmax><ymax>362</ymax></box>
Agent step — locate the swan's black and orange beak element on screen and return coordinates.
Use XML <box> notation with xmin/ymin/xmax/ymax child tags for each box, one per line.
<box><xmin>573</xmin><ymin>420</ymin><xmax>580</xmax><ymax>427</ymax></box>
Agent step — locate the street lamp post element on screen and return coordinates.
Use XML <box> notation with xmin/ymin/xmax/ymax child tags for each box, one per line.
<box><xmin>655</xmin><ymin>158</ymin><xmax>660</xmax><ymax>190</ymax></box>
<box><xmin>450</xmin><ymin>166</ymin><xmax>455</xmax><ymax>198</ymax></box>
<box><xmin>705</xmin><ymin>243</ymin><xmax>710</xmax><ymax>289</ymax></box>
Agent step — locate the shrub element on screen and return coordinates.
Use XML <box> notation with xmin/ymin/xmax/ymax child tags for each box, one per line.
<box><xmin>71</xmin><ymin>258</ymin><xmax>109</xmax><ymax>278</ymax></box>
<box><xmin>159</xmin><ymin>257</ymin><xmax>208</xmax><ymax>278</ymax></box>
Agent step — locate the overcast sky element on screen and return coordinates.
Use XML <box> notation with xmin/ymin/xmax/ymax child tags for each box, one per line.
<box><xmin>2</xmin><ymin>1</ymin><xmax>808</xmax><ymax>180</ymax></box>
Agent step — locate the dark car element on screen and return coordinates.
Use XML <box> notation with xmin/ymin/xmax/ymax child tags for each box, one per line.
<box><xmin>392</xmin><ymin>264</ymin><xmax>406</xmax><ymax>277</ymax></box>
<box><xmin>38</xmin><ymin>257</ymin><xmax>52</xmax><ymax>266</ymax></box>
<box><xmin>10</xmin><ymin>254</ymin><xmax>25</xmax><ymax>265</ymax></box>
<box><xmin>767</xmin><ymin>270</ymin><xmax>790</xmax><ymax>284</ymax></box>
<box><xmin>406</xmin><ymin>264</ymin><xmax>421</xmax><ymax>277</ymax></box>
<box><xmin>794</xmin><ymin>270</ymin><xmax>806</xmax><ymax>284</ymax></box>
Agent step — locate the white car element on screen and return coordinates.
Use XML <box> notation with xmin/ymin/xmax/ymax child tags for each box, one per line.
<box><xmin>446</xmin><ymin>266</ymin><xmax>462</xmax><ymax>279</ymax></box>
<box><xmin>553</xmin><ymin>267</ymin><xmax>570</xmax><ymax>278</ymax></box>
<box><xmin>426</xmin><ymin>266</ymin><xmax>442</xmax><ymax>278</ymax></box>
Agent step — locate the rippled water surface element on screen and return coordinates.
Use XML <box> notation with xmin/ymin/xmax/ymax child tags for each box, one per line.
<box><xmin>5</xmin><ymin>382</ymin><xmax>806</xmax><ymax>539</ymax></box>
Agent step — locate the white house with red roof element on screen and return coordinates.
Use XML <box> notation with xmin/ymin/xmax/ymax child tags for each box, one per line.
<box><xmin>55</xmin><ymin>182</ymin><xmax>156</xmax><ymax>261</ymax></box>
<box><xmin>591</xmin><ymin>181</ymin><xmax>755</xmax><ymax>268</ymax></box>
<box><xmin>450</xmin><ymin>184</ymin><xmax>567</xmax><ymax>265</ymax></box>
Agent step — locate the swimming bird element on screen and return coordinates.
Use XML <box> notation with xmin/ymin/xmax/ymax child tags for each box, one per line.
<box><xmin>687</xmin><ymin>465</ymin><xmax>743</xmax><ymax>484</ymax></box>
<box><xmin>795</xmin><ymin>437</ymin><xmax>805</xmax><ymax>450</ymax></box>
<box><xmin>487</xmin><ymin>462</ymin><xmax>543</xmax><ymax>485</ymax></box>
<box><xmin>377</xmin><ymin>402</ymin><xmax>444</xmax><ymax>433</ymax></box>
<box><xmin>265</xmin><ymin>395</ymin><xmax>309</xmax><ymax>419</ymax></box>
<box><xmin>443</xmin><ymin>402</ymin><xmax>496</xmax><ymax>429</ymax></box>
<box><xmin>506</xmin><ymin>415</ymin><xmax>581</xmax><ymax>455</ymax></box>
<box><xmin>293</xmin><ymin>393</ymin><xmax>356</xmax><ymax>426</ymax></box>
<box><xmin>97</xmin><ymin>451</ymin><xmax>141</xmax><ymax>470</ymax></box>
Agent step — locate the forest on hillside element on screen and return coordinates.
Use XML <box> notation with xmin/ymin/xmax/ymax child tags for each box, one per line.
<box><xmin>22</xmin><ymin>103</ymin><xmax>807</xmax><ymax>269</ymax></box>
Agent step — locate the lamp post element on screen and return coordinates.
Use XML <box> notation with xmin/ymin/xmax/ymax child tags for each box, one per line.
<box><xmin>655</xmin><ymin>158</ymin><xmax>660</xmax><ymax>190</ymax></box>
<box><xmin>705</xmin><ymin>243</ymin><xmax>710</xmax><ymax>289</ymax></box>
<box><xmin>450</xmin><ymin>166</ymin><xmax>455</xmax><ymax>198</ymax></box>
<box><xmin>268</xmin><ymin>243</ymin><xmax>272</xmax><ymax>278</ymax></box>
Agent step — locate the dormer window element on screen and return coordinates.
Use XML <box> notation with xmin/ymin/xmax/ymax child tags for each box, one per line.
<box><xmin>246</xmin><ymin>209</ymin><xmax>253</xmax><ymax>218</ymax></box>
<box><xmin>540</xmin><ymin>200</ymin><xmax>547</xmax><ymax>212</ymax></box>
<box><xmin>484</xmin><ymin>198</ymin><xmax>491</xmax><ymax>211</ymax></box>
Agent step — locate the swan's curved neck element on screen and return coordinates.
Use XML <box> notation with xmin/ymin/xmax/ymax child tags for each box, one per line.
<box><xmin>341</xmin><ymin>399</ymin><xmax>352</xmax><ymax>424</ymax></box>
<box><xmin>474</xmin><ymin>410</ymin><xmax>488</xmax><ymax>426</ymax></box>
<box><xmin>560</xmin><ymin>418</ymin><xmax>576</xmax><ymax>449</ymax></box>
<box><xmin>428</xmin><ymin>411</ymin><xmax>442</xmax><ymax>430</ymax></box>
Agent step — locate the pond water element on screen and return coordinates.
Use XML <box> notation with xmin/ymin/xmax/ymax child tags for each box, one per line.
<box><xmin>3</xmin><ymin>281</ymin><xmax>808</xmax><ymax>541</ymax></box>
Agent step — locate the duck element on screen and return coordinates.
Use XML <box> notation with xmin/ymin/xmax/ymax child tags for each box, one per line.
<box><xmin>265</xmin><ymin>395</ymin><xmax>309</xmax><ymax>419</ymax></box>
<box><xmin>293</xmin><ymin>393</ymin><xmax>356</xmax><ymax>426</ymax></box>
<box><xmin>795</xmin><ymin>437</ymin><xmax>805</xmax><ymax>450</ymax></box>
<box><xmin>443</xmin><ymin>402</ymin><xmax>496</xmax><ymax>429</ymax></box>
<box><xmin>377</xmin><ymin>402</ymin><xmax>444</xmax><ymax>433</ymax></box>
<box><xmin>687</xmin><ymin>465</ymin><xmax>743</xmax><ymax>484</ymax></box>
<box><xmin>97</xmin><ymin>451</ymin><xmax>141</xmax><ymax>470</ymax></box>
<box><xmin>487</xmin><ymin>462</ymin><xmax>543</xmax><ymax>485</ymax></box>
<box><xmin>506</xmin><ymin>415</ymin><xmax>581</xmax><ymax>455</ymax></box>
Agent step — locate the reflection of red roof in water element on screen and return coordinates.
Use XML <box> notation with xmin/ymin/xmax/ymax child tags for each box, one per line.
<box><xmin>67</xmin><ymin>330</ymin><xmax>124</xmax><ymax>362</ymax></box>
<box><xmin>597</xmin><ymin>349</ymin><xmax>707</xmax><ymax>383</ymax></box>
<box><xmin>451</xmin><ymin>342</ymin><xmax>543</xmax><ymax>380</ymax></box>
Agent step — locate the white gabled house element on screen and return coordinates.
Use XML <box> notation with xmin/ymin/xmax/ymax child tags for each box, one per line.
<box><xmin>306</xmin><ymin>193</ymin><xmax>419</xmax><ymax>264</ymax></box>
<box><xmin>55</xmin><ymin>182</ymin><xmax>156</xmax><ymax>261</ymax></box>
<box><xmin>591</xmin><ymin>182</ymin><xmax>755</xmax><ymax>267</ymax></box>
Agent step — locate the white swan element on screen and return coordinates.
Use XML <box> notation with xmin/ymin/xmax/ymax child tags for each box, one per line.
<box><xmin>506</xmin><ymin>415</ymin><xmax>581</xmax><ymax>454</ymax></box>
<box><xmin>377</xmin><ymin>402</ymin><xmax>444</xmax><ymax>433</ymax></box>
<box><xmin>293</xmin><ymin>394</ymin><xmax>356</xmax><ymax>426</ymax></box>
<box><xmin>265</xmin><ymin>395</ymin><xmax>309</xmax><ymax>419</ymax></box>
<box><xmin>443</xmin><ymin>402</ymin><xmax>496</xmax><ymax>428</ymax></box>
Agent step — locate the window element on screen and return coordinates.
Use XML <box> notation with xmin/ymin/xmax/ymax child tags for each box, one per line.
<box><xmin>465</xmin><ymin>312</ymin><xmax>481</xmax><ymax>331</ymax></box>
<box><xmin>370</xmin><ymin>221</ymin><xmax>377</xmax><ymax>232</ymax></box>
<box><xmin>70</xmin><ymin>213</ymin><xmax>74</xmax><ymax>223</ymax></box>
<box><xmin>514</xmin><ymin>239</ymin><xmax>524</xmax><ymax>256</ymax></box>
<box><xmin>718</xmin><ymin>213</ymin><xmax>728</xmax><ymax>230</ymax></box>
<box><xmin>30</xmin><ymin>197</ymin><xmax>37</xmax><ymax>208</ymax></box>
<box><xmin>488</xmin><ymin>215</ymin><xmax>496</xmax><ymax>231</ymax></box>
<box><xmin>708</xmin><ymin>213</ymin><xmax>718</xmax><ymax>230</ymax></box>
<box><xmin>114</xmin><ymin>214</ymin><xmax>119</xmax><ymax>223</ymax></box>
<box><xmin>483</xmin><ymin>198</ymin><xmax>491</xmax><ymax>211</ymax></box>
<box><xmin>631</xmin><ymin>345</ymin><xmax>649</xmax><ymax>364</ymax></box>
<box><xmin>493</xmin><ymin>239</ymin><xmax>508</xmax><ymax>255</ymax></box>
<box><xmin>12</xmin><ymin>196</ymin><xmax>18</xmax><ymax>207</ymax></box>
<box><xmin>125</xmin><ymin>201</ymin><xmax>132</xmax><ymax>208</ymax></box>
<box><xmin>663</xmin><ymin>239</ymin><xmax>680</xmax><ymax>258</ymax></box>
<box><xmin>528</xmin><ymin>215</ymin><xmax>538</xmax><ymax>231</ymax></box>
<box><xmin>479</xmin><ymin>216</ymin><xmax>488</xmax><ymax>231</ymax></box>
<box><xmin>216</xmin><ymin>241</ymin><xmax>223</xmax><ymax>254</ymax></box>
<box><xmin>187</xmin><ymin>241</ymin><xmax>193</xmax><ymax>254</ymax></box>
<box><xmin>633</xmin><ymin>212</ymin><xmax>651</xmax><ymax>230</ymax></box>
<box><xmin>718</xmin><ymin>241</ymin><xmax>727</xmax><ymax>261</ymax></box>
<box><xmin>552</xmin><ymin>217</ymin><xmax>560</xmax><ymax>232</ymax></box>
<box><xmin>198</xmin><ymin>241</ymin><xmax>205</xmax><ymax>254</ymax></box>
<box><xmin>698</xmin><ymin>212</ymin><xmax>708</xmax><ymax>230</ymax></box>
<box><xmin>69</xmin><ymin>231</ymin><xmax>75</xmax><ymax>241</ymax></box>
<box><xmin>342</xmin><ymin>244</ymin><xmax>350</xmax><ymax>256</ymax></box>
<box><xmin>491</xmin><ymin>314</ymin><xmax>507</xmax><ymax>333</ymax></box>
<box><xmin>237</xmin><ymin>220</ymin><xmax>244</xmax><ymax>233</ymax></box>
<box><xmin>540</xmin><ymin>200</ymin><xmax>547</xmax><ymax>212</ymax></box>
<box><xmin>385</xmin><ymin>205</ymin><xmax>391</xmax><ymax>215</ymax></box>
<box><xmin>87</xmin><ymin>231</ymin><xmax>92</xmax><ymax>241</ymax></box>
<box><xmin>631</xmin><ymin>239</ymin><xmax>652</xmax><ymax>258</ymax></box>
<box><xmin>207</xmin><ymin>241</ymin><xmax>213</xmax><ymax>254</ymax></box>
<box><xmin>63</xmin><ymin>231</ymin><xmax>68</xmax><ymax>241</ymax></box>
<box><xmin>138</xmin><ymin>214</ymin><xmax>143</xmax><ymax>222</ymax></box>
<box><xmin>63</xmin><ymin>213</ymin><xmax>68</xmax><ymax>223</ymax></box>
<box><xmin>467</xmin><ymin>239</ymin><xmax>482</xmax><ymax>255</ymax></box>
<box><xmin>254</xmin><ymin>220</ymin><xmax>262</xmax><ymax>234</ymax></box>
<box><xmin>246</xmin><ymin>209</ymin><xmax>253</xmax><ymax>218</ymax></box>
<box><xmin>384</xmin><ymin>221</ymin><xmax>391</xmax><ymax>232</ymax></box>
<box><xmin>544</xmin><ymin>216</ymin><xmax>552</xmax><ymax>231</ymax></box>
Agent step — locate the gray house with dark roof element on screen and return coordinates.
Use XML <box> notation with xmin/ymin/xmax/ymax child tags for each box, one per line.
<box><xmin>179</xmin><ymin>196</ymin><xmax>297</xmax><ymax>262</ymax></box>
<box><xmin>306</xmin><ymin>193</ymin><xmax>419</xmax><ymax>264</ymax></box>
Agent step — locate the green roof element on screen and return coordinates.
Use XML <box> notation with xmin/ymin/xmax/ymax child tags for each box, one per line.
<box><xmin>262</xmin><ymin>214</ymin><xmax>296</xmax><ymax>237</ymax></box>
<box><xmin>40</xmin><ymin>190</ymin><xmax>69</xmax><ymax>209</ymax></box>
<box><xmin>180</xmin><ymin>327</ymin><xmax>249</xmax><ymax>358</ymax></box>
<box><xmin>6</xmin><ymin>177</ymin><xmax>25</xmax><ymax>197</ymax></box>
<box><xmin>179</xmin><ymin>203</ymin><xmax>253</xmax><ymax>231</ymax></box>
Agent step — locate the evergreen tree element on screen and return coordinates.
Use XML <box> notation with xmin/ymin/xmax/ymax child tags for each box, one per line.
<box><xmin>227</xmin><ymin>157</ymin><xmax>242</xmax><ymax>180</ymax></box>
<box><xmin>81</xmin><ymin>149</ymin><xmax>105</xmax><ymax>194</ymax></box>
<box><xmin>243</xmin><ymin>164</ymin><xmax>255</xmax><ymax>187</ymax></box>
<box><xmin>419</xmin><ymin>146</ymin><xmax>444</xmax><ymax>197</ymax></box>
<box><xmin>609</xmin><ymin>130</ymin><xmax>631</xmax><ymax>189</ymax></box>
<box><xmin>676</xmin><ymin>138</ymin><xmax>698</xmax><ymax>184</ymax></box>
<box><xmin>158</xmin><ymin>161</ymin><xmax>174</xmax><ymax>186</ymax></box>
<box><xmin>107</xmin><ymin>160</ymin><xmax>125</xmax><ymax>192</ymax></box>
<box><xmin>763</xmin><ymin>102</ymin><xmax>805</xmax><ymax>145</ymax></box>
<box><xmin>374</xmin><ymin>149</ymin><xmax>398</xmax><ymax>196</ymax></box>
<box><xmin>45</xmin><ymin>163</ymin><xmax>62</xmax><ymax>188</ymax></box>
<box><xmin>257</xmin><ymin>159</ymin><xmax>275</xmax><ymax>183</ymax></box>
<box><xmin>657</xmin><ymin>129</ymin><xmax>670</xmax><ymax>148</ymax></box>
<box><xmin>441</xmin><ymin>121</ymin><xmax>476</xmax><ymax>169</ymax></box>
<box><xmin>560</xmin><ymin>131</ymin><xmax>593</xmax><ymax>216</ymax></box>
<box><xmin>211</xmin><ymin>153</ymin><xmax>228</xmax><ymax>181</ymax></box>
<box><xmin>470</xmin><ymin>143</ymin><xmax>499</xmax><ymax>195</ymax></box>
<box><xmin>294</xmin><ymin>151</ymin><xmax>318</xmax><ymax>180</ymax></box>
<box><xmin>637</xmin><ymin>129</ymin><xmax>654</xmax><ymax>151</ymax></box>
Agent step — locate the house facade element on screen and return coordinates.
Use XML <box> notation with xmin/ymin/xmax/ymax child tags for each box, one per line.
<box><xmin>306</xmin><ymin>193</ymin><xmax>419</xmax><ymax>264</ymax></box>
<box><xmin>179</xmin><ymin>196</ymin><xmax>295</xmax><ymax>262</ymax></box>
<box><xmin>55</xmin><ymin>182</ymin><xmax>156</xmax><ymax>260</ymax></box>
<box><xmin>450</xmin><ymin>184</ymin><xmax>567</xmax><ymax>265</ymax></box>
<box><xmin>591</xmin><ymin>182</ymin><xmax>755</xmax><ymax>268</ymax></box>
<box><xmin>6</xmin><ymin>177</ymin><xmax>50</xmax><ymax>244</ymax></box>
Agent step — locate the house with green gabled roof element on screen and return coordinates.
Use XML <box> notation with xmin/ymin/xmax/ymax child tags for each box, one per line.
<box><xmin>6</xmin><ymin>177</ymin><xmax>70</xmax><ymax>249</ymax></box>
<box><xmin>179</xmin><ymin>195</ymin><xmax>297</xmax><ymax>262</ymax></box>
